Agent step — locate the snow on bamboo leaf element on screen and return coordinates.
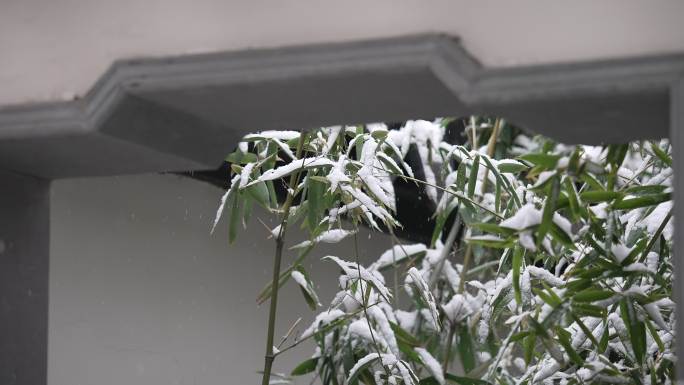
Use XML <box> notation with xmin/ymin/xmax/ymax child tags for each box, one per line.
<box><xmin>238</xmin><ymin>163</ymin><xmax>255</xmax><ymax>188</ymax></box>
<box><xmin>526</xmin><ymin>266</ymin><xmax>564</xmax><ymax>287</ymax></box>
<box><xmin>414</xmin><ymin>347</ymin><xmax>444</xmax><ymax>385</ymax></box>
<box><xmin>367</xmin><ymin>305</ymin><xmax>400</xmax><ymax>355</ymax></box>
<box><xmin>407</xmin><ymin>267</ymin><xmax>440</xmax><ymax>331</ymax></box>
<box><xmin>499</xmin><ymin>203</ymin><xmax>572</xmax><ymax>237</ymax></box>
<box><xmin>290</xmin><ymin>228</ymin><xmax>356</xmax><ymax>249</ymax></box>
<box><xmin>253</xmin><ymin>157</ymin><xmax>334</xmax><ymax>184</ymax></box>
<box><xmin>321</xmin><ymin>125</ymin><xmax>342</xmax><ymax>155</ymax></box>
<box><xmin>341</xmin><ymin>185</ymin><xmax>394</xmax><ymax>227</ymax></box>
<box><xmin>348</xmin><ymin>353</ymin><xmax>401</xmax><ymax>385</ymax></box>
<box><xmin>290</xmin><ymin>270</ymin><xmax>321</xmax><ymax>309</ymax></box>
<box><xmin>243</xmin><ymin>130</ymin><xmax>300</xmax><ymax>141</ymax></box>
<box><xmin>323</xmin><ymin>256</ymin><xmax>392</xmax><ymax>301</ymax></box>
<box><xmin>370</xmin><ymin>244</ymin><xmax>427</xmax><ymax>270</ymax></box>
<box><xmin>326</xmin><ymin>155</ymin><xmax>351</xmax><ymax>192</ymax></box>
<box><xmin>211</xmin><ymin>175</ymin><xmax>239</xmax><ymax>234</ymax></box>
<box><xmin>298</xmin><ymin>309</ymin><xmax>346</xmax><ymax>340</ymax></box>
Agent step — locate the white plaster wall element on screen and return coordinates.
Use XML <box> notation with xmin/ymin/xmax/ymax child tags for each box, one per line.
<box><xmin>49</xmin><ymin>173</ymin><xmax>393</xmax><ymax>385</ymax></box>
<box><xmin>2</xmin><ymin>0</ymin><xmax>684</xmax><ymax>105</ymax></box>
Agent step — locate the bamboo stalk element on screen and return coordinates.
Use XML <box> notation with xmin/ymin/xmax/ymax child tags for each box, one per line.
<box><xmin>261</xmin><ymin>132</ymin><xmax>306</xmax><ymax>385</ymax></box>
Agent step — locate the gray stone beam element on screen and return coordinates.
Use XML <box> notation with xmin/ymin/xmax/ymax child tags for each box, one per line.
<box><xmin>1</xmin><ymin>34</ymin><xmax>683</xmax><ymax>179</ymax></box>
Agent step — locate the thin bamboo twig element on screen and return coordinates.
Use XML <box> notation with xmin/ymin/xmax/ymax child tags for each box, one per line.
<box><xmin>457</xmin><ymin>245</ymin><xmax>473</xmax><ymax>294</ymax></box>
<box><xmin>274</xmin><ymin>300</ymin><xmax>383</xmax><ymax>357</ymax></box>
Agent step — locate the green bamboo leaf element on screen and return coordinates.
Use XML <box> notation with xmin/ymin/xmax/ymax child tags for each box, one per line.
<box><xmin>308</xmin><ymin>175</ymin><xmax>329</xmax><ymax>184</ymax></box>
<box><xmin>563</xmin><ymin>177</ymin><xmax>581</xmax><ymax>221</ymax></box>
<box><xmin>571</xmin><ymin>303</ymin><xmax>608</xmax><ymax>318</ymax></box>
<box><xmin>456</xmin><ymin>161</ymin><xmax>467</xmax><ymax>192</ymax></box>
<box><xmin>398</xmin><ymin>340</ymin><xmax>422</xmax><ymax>364</ymax></box>
<box><xmin>225</xmin><ymin>151</ymin><xmax>258</xmax><ymax>164</ymax></box>
<box><xmin>613</xmin><ymin>193</ymin><xmax>671</xmax><ymax>210</ymax></box>
<box><xmin>458</xmin><ymin>325</ymin><xmax>475</xmax><ymax>373</ymax></box>
<box><xmin>419</xmin><ymin>377</ymin><xmax>441</xmax><ymax>385</ymax></box>
<box><xmin>293</xmin><ymin>266</ymin><xmax>320</xmax><ymax>310</ymax></box>
<box><xmin>580</xmin><ymin>190</ymin><xmax>622</xmax><ymax>203</ymax></box>
<box><xmin>355</xmin><ymin>126</ymin><xmax>364</xmax><ymax>160</ymax></box>
<box><xmin>230</xmin><ymin>163</ymin><xmax>242</xmax><ymax>175</ymax></box>
<box><xmin>523</xmin><ymin>332</ymin><xmax>536</xmax><ymax>364</ymax></box>
<box><xmin>291</xmin><ymin>357</ymin><xmax>318</xmax><ymax>375</ymax></box>
<box><xmin>572</xmin><ymin>314</ymin><xmax>601</xmax><ymax>349</ymax></box>
<box><xmin>566</xmin><ymin>278</ymin><xmax>592</xmax><ymax>293</ymax></box>
<box><xmin>228</xmin><ymin>194</ymin><xmax>241</xmax><ymax>244</ymax></box>
<box><xmin>370</xmin><ymin>129</ymin><xmax>388</xmax><ymax>140</ymax></box>
<box><xmin>431</xmin><ymin>202</ymin><xmax>457</xmax><ymax>247</ymax></box>
<box><xmin>529</xmin><ymin>317</ymin><xmax>550</xmax><ymax>339</ymax></box>
<box><xmin>512</xmin><ymin>245</ymin><xmax>523</xmax><ymax>305</ymax></box>
<box><xmin>556</xmin><ymin>326</ymin><xmax>584</xmax><ymax>366</ymax></box>
<box><xmin>376</xmin><ymin>152</ymin><xmax>403</xmax><ymax>175</ymax></box>
<box><xmin>266</xmin><ymin>180</ymin><xmax>279</xmax><ymax>209</ymax></box>
<box><xmin>651</xmin><ymin>142</ymin><xmax>672</xmax><ymax>166</ymax></box>
<box><xmin>568</xmin><ymin>147</ymin><xmax>582</xmax><ymax>174</ymax></box>
<box><xmin>644</xmin><ymin>318</ymin><xmax>665</xmax><ymax>352</ymax></box>
<box><xmin>494</xmin><ymin>178</ymin><xmax>502</xmax><ymax>212</ymax></box>
<box><xmin>242</xmin><ymin>195</ymin><xmax>253</xmax><ymax>224</ymax></box>
<box><xmin>466</xmin><ymin>235</ymin><xmax>514</xmax><ymax>249</ymax></box>
<box><xmin>468</xmin><ymin>155</ymin><xmax>480</xmax><ymax>198</ymax></box>
<box><xmin>264</xmin><ymin>141</ymin><xmax>278</xmax><ymax>170</ymax></box>
<box><xmin>620</xmin><ymin>298</ymin><xmax>647</xmax><ymax>364</ymax></box>
<box><xmin>245</xmin><ymin>181</ymin><xmax>270</xmax><ymax>209</ymax></box>
<box><xmin>509</xmin><ymin>330</ymin><xmax>532</xmax><ymax>343</ymax></box>
<box><xmin>599</xmin><ymin>322</ymin><xmax>610</xmax><ymax>352</ymax></box>
<box><xmin>606</xmin><ymin>144</ymin><xmax>629</xmax><ymax>167</ymax></box>
<box><xmin>533</xmin><ymin>287</ymin><xmax>555</xmax><ymax>307</ymax></box>
<box><xmin>306</xmin><ymin>177</ymin><xmax>324</xmax><ymax>232</ymax></box>
<box><xmin>550</xmin><ymin>223</ymin><xmax>575</xmax><ymax>249</ymax></box>
<box><xmin>542</xmin><ymin>282</ymin><xmax>562</xmax><ymax>305</ymax></box>
<box><xmin>537</xmin><ymin>175</ymin><xmax>560</xmax><ymax>248</ymax></box>
<box><xmin>518</xmin><ymin>153</ymin><xmax>561</xmax><ymax>169</ymax></box>
<box><xmin>347</xmin><ymin>354</ymin><xmax>380</xmax><ymax>385</ymax></box>
<box><xmin>580</xmin><ymin>172</ymin><xmax>606</xmax><ymax>191</ymax></box>
<box><xmin>482</xmin><ymin>156</ymin><xmax>521</xmax><ymax>208</ymax></box>
<box><xmin>389</xmin><ymin>321</ymin><xmax>420</xmax><ymax>347</ymax></box>
<box><xmin>497</xmin><ymin>161</ymin><xmax>529</xmax><ymax>173</ymax></box>
<box><xmin>470</xmin><ymin>222</ymin><xmax>515</xmax><ymax>236</ymax></box>
<box><xmin>623</xmin><ymin>185</ymin><xmax>668</xmax><ymax>195</ymax></box>
<box><xmin>573</xmin><ymin>289</ymin><xmax>614</xmax><ymax>303</ymax></box>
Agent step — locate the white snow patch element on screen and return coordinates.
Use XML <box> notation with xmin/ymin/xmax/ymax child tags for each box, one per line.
<box><xmin>526</xmin><ymin>266</ymin><xmax>564</xmax><ymax>287</ymax></box>
<box><xmin>299</xmin><ymin>309</ymin><xmax>346</xmax><ymax>340</ymax></box>
<box><xmin>611</xmin><ymin>243</ymin><xmax>633</xmax><ymax>264</ymax></box>
<box><xmin>415</xmin><ymin>347</ymin><xmax>444</xmax><ymax>385</ymax></box>
<box><xmin>290</xmin><ymin>228</ymin><xmax>356</xmax><ymax>249</ymax></box>
<box><xmin>257</xmin><ymin>157</ymin><xmax>334</xmax><ymax>183</ymax></box>
<box><xmin>244</xmin><ymin>130</ymin><xmax>300</xmax><ymax>141</ymax></box>
<box><xmin>371</xmin><ymin>244</ymin><xmax>427</xmax><ymax>270</ymax></box>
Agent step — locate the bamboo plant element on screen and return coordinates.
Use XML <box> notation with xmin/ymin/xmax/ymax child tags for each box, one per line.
<box><xmin>214</xmin><ymin>118</ymin><xmax>675</xmax><ymax>384</ymax></box>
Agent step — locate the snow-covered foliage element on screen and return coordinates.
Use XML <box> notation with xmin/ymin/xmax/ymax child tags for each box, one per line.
<box><xmin>216</xmin><ymin>118</ymin><xmax>675</xmax><ymax>384</ymax></box>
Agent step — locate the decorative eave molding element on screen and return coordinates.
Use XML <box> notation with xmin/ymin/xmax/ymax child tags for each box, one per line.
<box><xmin>1</xmin><ymin>34</ymin><xmax>683</xmax><ymax>179</ymax></box>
